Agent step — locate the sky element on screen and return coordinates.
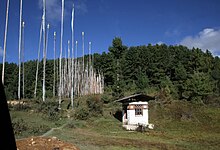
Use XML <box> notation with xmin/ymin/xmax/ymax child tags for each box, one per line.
<box><xmin>0</xmin><ymin>0</ymin><xmax>220</xmax><ymax>63</ymax></box>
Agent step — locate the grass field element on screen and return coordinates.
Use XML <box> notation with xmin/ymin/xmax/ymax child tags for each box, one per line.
<box><xmin>10</xmin><ymin>100</ymin><xmax>220</xmax><ymax>150</ymax></box>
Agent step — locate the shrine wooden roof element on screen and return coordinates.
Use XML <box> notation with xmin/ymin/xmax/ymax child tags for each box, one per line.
<box><xmin>115</xmin><ymin>93</ymin><xmax>155</xmax><ymax>103</ymax></box>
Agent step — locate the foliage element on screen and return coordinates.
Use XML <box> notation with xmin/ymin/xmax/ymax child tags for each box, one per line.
<box><xmin>12</xmin><ymin>116</ymin><xmax>50</xmax><ymax>137</ymax></box>
<box><xmin>136</xmin><ymin>71</ymin><xmax>149</xmax><ymax>92</ymax></box>
<box><xmin>34</xmin><ymin>99</ymin><xmax>62</xmax><ymax>121</ymax></box>
<box><xmin>183</xmin><ymin>72</ymin><xmax>214</xmax><ymax>102</ymax></box>
<box><xmin>203</xmin><ymin>95</ymin><xmax>220</xmax><ymax>107</ymax></box>
<box><xmin>101</xmin><ymin>93</ymin><xmax>113</xmax><ymax>104</ymax></box>
<box><xmin>74</xmin><ymin>95</ymin><xmax>103</xmax><ymax>120</ymax></box>
<box><xmin>12</xmin><ymin>118</ymin><xmax>28</xmax><ymax>135</ymax></box>
<box><xmin>109</xmin><ymin>37</ymin><xmax>127</xmax><ymax>59</ymax></box>
<box><xmin>1</xmin><ymin>38</ymin><xmax>220</xmax><ymax>104</ymax></box>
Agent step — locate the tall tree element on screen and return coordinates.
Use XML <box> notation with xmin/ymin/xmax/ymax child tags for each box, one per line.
<box><xmin>183</xmin><ymin>72</ymin><xmax>214</xmax><ymax>101</ymax></box>
<box><xmin>109</xmin><ymin>37</ymin><xmax>127</xmax><ymax>60</ymax></box>
<box><xmin>109</xmin><ymin>37</ymin><xmax>127</xmax><ymax>98</ymax></box>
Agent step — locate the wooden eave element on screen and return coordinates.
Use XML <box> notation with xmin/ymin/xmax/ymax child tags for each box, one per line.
<box><xmin>115</xmin><ymin>93</ymin><xmax>155</xmax><ymax>103</ymax></box>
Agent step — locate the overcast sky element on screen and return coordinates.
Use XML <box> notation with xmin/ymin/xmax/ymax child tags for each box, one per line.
<box><xmin>0</xmin><ymin>0</ymin><xmax>220</xmax><ymax>63</ymax></box>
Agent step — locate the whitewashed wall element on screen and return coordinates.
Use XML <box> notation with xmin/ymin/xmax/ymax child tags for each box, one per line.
<box><xmin>127</xmin><ymin>102</ymin><xmax>148</xmax><ymax>126</ymax></box>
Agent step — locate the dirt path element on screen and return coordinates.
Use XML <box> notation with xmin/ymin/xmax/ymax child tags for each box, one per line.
<box><xmin>16</xmin><ymin>120</ymin><xmax>80</xmax><ymax>150</ymax></box>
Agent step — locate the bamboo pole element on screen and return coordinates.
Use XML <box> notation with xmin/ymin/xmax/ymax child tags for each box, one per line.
<box><xmin>71</xmin><ymin>4</ymin><xmax>75</xmax><ymax>109</ymax></box>
<box><xmin>91</xmin><ymin>43</ymin><xmax>95</xmax><ymax>94</ymax></box>
<box><xmin>46</xmin><ymin>24</ymin><xmax>50</xmax><ymax>56</ymax></box>
<box><xmin>64</xmin><ymin>48</ymin><xmax>67</xmax><ymax>97</ymax></box>
<box><xmin>81</xmin><ymin>32</ymin><xmax>85</xmax><ymax>95</ymax></box>
<box><xmin>59</xmin><ymin>0</ymin><xmax>65</xmax><ymax>109</ymax></box>
<box><xmin>88</xmin><ymin>42</ymin><xmax>92</xmax><ymax>94</ymax></box>
<box><xmin>18</xmin><ymin>0</ymin><xmax>23</xmax><ymax>100</ymax></box>
<box><xmin>68</xmin><ymin>40</ymin><xmax>71</xmax><ymax>97</ymax></box>
<box><xmin>53</xmin><ymin>32</ymin><xmax>56</xmax><ymax>97</ymax></box>
<box><xmin>34</xmin><ymin>20</ymin><xmax>43</xmax><ymax>98</ymax></box>
<box><xmin>22</xmin><ymin>21</ymin><xmax>25</xmax><ymax>98</ymax></box>
<box><xmin>82</xmin><ymin>32</ymin><xmax>85</xmax><ymax>72</ymax></box>
<box><xmin>2</xmin><ymin>0</ymin><xmax>10</xmax><ymax>85</ymax></box>
<box><xmin>42</xmin><ymin>0</ymin><xmax>46</xmax><ymax>102</ymax></box>
<box><xmin>75</xmin><ymin>41</ymin><xmax>78</xmax><ymax>96</ymax></box>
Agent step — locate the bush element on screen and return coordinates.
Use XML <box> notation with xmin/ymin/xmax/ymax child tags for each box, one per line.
<box><xmin>149</xmin><ymin>100</ymin><xmax>198</xmax><ymax>122</ymax></box>
<box><xmin>12</xmin><ymin>118</ymin><xmax>28</xmax><ymax>135</ymax></box>
<box><xmin>29</xmin><ymin>124</ymin><xmax>50</xmax><ymax>135</ymax></box>
<box><xmin>35</xmin><ymin>100</ymin><xmax>62</xmax><ymax>121</ymax></box>
<box><xmin>101</xmin><ymin>94</ymin><xmax>113</xmax><ymax>104</ymax></box>
<box><xmin>203</xmin><ymin>95</ymin><xmax>220</xmax><ymax>107</ymax></box>
<box><xmin>74</xmin><ymin>95</ymin><xmax>103</xmax><ymax>120</ymax></box>
<box><xmin>74</xmin><ymin>106</ymin><xmax>89</xmax><ymax>120</ymax></box>
<box><xmin>66</xmin><ymin>120</ymin><xmax>86</xmax><ymax>129</ymax></box>
<box><xmin>12</xmin><ymin>118</ymin><xmax>50</xmax><ymax>136</ymax></box>
<box><xmin>166</xmin><ymin>101</ymin><xmax>194</xmax><ymax>121</ymax></box>
<box><xmin>8</xmin><ymin>100</ymin><xmax>31</xmax><ymax>111</ymax></box>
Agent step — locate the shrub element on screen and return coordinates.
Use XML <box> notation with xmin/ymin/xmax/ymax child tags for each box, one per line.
<box><xmin>66</xmin><ymin>120</ymin><xmax>86</xmax><ymax>129</ymax></box>
<box><xmin>12</xmin><ymin>118</ymin><xmax>28</xmax><ymax>135</ymax></box>
<box><xmin>35</xmin><ymin>100</ymin><xmax>62</xmax><ymax>121</ymax></box>
<box><xmin>12</xmin><ymin>118</ymin><xmax>50</xmax><ymax>136</ymax></box>
<box><xmin>8</xmin><ymin>100</ymin><xmax>31</xmax><ymax>111</ymax></box>
<box><xmin>101</xmin><ymin>94</ymin><xmax>113</xmax><ymax>104</ymax></box>
<box><xmin>203</xmin><ymin>95</ymin><xmax>220</xmax><ymax>107</ymax></box>
<box><xmin>74</xmin><ymin>95</ymin><xmax>103</xmax><ymax>120</ymax></box>
<box><xmin>29</xmin><ymin>124</ymin><xmax>50</xmax><ymax>135</ymax></box>
<box><xmin>74</xmin><ymin>106</ymin><xmax>89</xmax><ymax>120</ymax></box>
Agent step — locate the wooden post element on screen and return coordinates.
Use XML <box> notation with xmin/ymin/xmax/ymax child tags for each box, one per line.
<box><xmin>59</xmin><ymin>0</ymin><xmax>65</xmax><ymax>109</ymax></box>
<box><xmin>22</xmin><ymin>21</ymin><xmax>25</xmax><ymax>98</ymax></box>
<box><xmin>2</xmin><ymin>0</ymin><xmax>10</xmax><ymax>85</ymax></box>
<box><xmin>34</xmin><ymin>20</ymin><xmax>43</xmax><ymax>98</ymax></box>
<box><xmin>42</xmin><ymin>0</ymin><xmax>46</xmax><ymax>102</ymax></box>
<box><xmin>18</xmin><ymin>0</ymin><xmax>23</xmax><ymax>100</ymax></box>
<box><xmin>53</xmin><ymin>32</ymin><xmax>56</xmax><ymax>97</ymax></box>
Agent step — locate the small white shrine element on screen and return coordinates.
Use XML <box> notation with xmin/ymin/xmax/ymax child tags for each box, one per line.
<box><xmin>115</xmin><ymin>94</ymin><xmax>154</xmax><ymax>130</ymax></box>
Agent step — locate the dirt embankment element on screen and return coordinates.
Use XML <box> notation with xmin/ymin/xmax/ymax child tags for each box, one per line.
<box><xmin>16</xmin><ymin>136</ymin><xmax>79</xmax><ymax>150</ymax></box>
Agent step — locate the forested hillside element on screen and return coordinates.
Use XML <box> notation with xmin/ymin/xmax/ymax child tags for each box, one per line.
<box><xmin>1</xmin><ymin>37</ymin><xmax>220</xmax><ymax>104</ymax></box>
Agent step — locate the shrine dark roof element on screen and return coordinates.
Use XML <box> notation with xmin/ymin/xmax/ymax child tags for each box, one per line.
<box><xmin>115</xmin><ymin>93</ymin><xmax>155</xmax><ymax>103</ymax></box>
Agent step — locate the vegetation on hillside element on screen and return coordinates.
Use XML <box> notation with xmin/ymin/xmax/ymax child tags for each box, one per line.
<box><xmin>9</xmin><ymin>99</ymin><xmax>220</xmax><ymax>150</ymax></box>
<box><xmin>1</xmin><ymin>37</ymin><xmax>220</xmax><ymax>106</ymax></box>
<box><xmin>4</xmin><ymin>38</ymin><xmax>220</xmax><ymax>149</ymax></box>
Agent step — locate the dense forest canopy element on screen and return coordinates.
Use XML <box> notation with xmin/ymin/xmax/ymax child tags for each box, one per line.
<box><xmin>1</xmin><ymin>37</ymin><xmax>220</xmax><ymax>104</ymax></box>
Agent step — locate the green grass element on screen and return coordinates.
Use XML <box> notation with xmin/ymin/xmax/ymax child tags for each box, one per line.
<box><xmin>10</xmin><ymin>100</ymin><xmax>220</xmax><ymax>150</ymax></box>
